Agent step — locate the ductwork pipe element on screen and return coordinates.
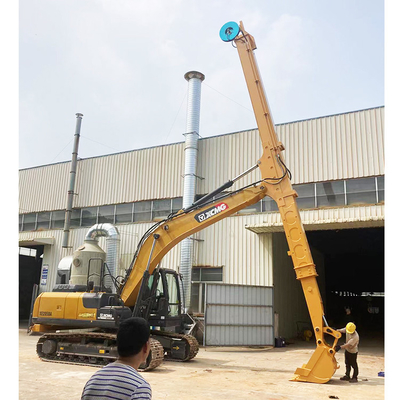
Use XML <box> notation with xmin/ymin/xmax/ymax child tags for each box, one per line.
<box><xmin>85</xmin><ymin>223</ymin><xmax>120</xmax><ymax>293</ymax></box>
<box><xmin>180</xmin><ymin>71</ymin><xmax>205</xmax><ymax>312</ymax></box>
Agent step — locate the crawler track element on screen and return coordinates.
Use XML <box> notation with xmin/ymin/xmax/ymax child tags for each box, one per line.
<box><xmin>152</xmin><ymin>330</ymin><xmax>199</xmax><ymax>361</ymax></box>
<box><xmin>36</xmin><ymin>330</ymin><xmax>198</xmax><ymax>370</ymax></box>
<box><xmin>36</xmin><ymin>332</ymin><xmax>164</xmax><ymax>371</ymax></box>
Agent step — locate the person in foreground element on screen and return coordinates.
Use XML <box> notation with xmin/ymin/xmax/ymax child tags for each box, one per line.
<box><xmin>335</xmin><ymin>322</ymin><xmax>360</xmax><ymax>383</ymax></box>
<box><xmin>81</xmin><ymin>317</ymin><xmax>152</xmax><ymax>399</ymax></box>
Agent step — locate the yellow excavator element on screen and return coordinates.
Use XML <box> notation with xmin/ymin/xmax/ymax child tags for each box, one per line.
<box><xmin>30</xmin><ymin>21</ymin><xmax>341</xmax><ymax>383</ymax></box>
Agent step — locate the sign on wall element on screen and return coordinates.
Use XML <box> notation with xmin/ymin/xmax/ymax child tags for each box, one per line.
<box><xmin>40</xmin><ymin>265</ymin><xmax>49</xmax><ymax>286</ymax></box>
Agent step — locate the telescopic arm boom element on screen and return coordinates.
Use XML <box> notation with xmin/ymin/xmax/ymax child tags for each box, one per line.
<box><xmin>222</xmin><ymin>20</ymin><xmax>341</xmax><ymax>383</ymax></box>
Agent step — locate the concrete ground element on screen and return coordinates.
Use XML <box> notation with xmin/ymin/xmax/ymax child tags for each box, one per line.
<box><xmin>18</xmin><ymin>328</ymin><xmax>385</xmax><ymax>400</ymax></box>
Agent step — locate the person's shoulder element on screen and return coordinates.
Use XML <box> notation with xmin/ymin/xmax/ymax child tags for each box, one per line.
<box><xmin>111</xmin><ymin>363</ymin><xmax>150</xmax><ymax>384</ymax></box>
<box><xmin>93</xmin><ymin>362</ymin><xmax>138</xmax><ymax>378</ymax></box>
<box><xmin>131</xmin><ymin>380</ymin><xmax>152</xmax><ymax>400</ymax></box>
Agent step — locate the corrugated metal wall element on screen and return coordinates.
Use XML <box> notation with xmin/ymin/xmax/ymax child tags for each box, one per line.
<box><xmin>197</xmin><ymin>107</ymin><xmax>384</xmax><ymax>193</ymax></box>
<box><xmin>204</xmin><ymin>283</ymin><xmax>274</xmax><ymax>346</ymax></box>
<box><xmin>276</xmin><ymin>107</ymin><xmax>385</xmax><ymax>183</ymax></box>
<box><xmin>196</xmin><ymin>129</ymin><xmax>262</xmax><ymax>193</ymax></box>
<box><xmin>19</xmin><ymin>143</ymin><xmax>185</xmax><ymax>213</ymax></box>
<box><xmin>195</xmin><ymin>214</ymin><xmax>273</xmax><ymax>286</ymax></box>
<box><xmin>19</xmin><ymin>162</ymin><xmax>71</xmax><ymax>213</ymax></box>
<box><xmin>19</xmin><ymin>107</ymin><xmax>384</xmax><ymax>214</ymax></box>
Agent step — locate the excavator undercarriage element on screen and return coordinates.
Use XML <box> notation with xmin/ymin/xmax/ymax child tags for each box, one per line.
<box><xmin>36</xmin><ymin>329</ymin><xmax>198</xmax><ymax>371</ymax></box>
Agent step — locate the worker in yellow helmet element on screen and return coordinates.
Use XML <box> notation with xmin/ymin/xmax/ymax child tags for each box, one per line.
<box><xmin>334</xmin><ymin>322</ymin><xmax>360</xmax><ymax>382</ymax></box>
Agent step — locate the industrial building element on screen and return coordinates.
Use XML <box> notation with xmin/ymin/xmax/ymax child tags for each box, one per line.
<box><xmin>19</xmin><ymin>105</ymin><xmax>384</xmax><ymax>342</ymax></box>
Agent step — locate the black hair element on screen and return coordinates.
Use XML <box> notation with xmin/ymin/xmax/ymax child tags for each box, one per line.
<box><xmin>117</xmin><ymin>317</ymin><xmax>150</xmax><ymax>357</ymax></box>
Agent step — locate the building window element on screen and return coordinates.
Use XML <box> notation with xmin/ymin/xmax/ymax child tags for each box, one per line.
<box><xmin>19</xmin><ymin>247</ymin><xmax>37</xmax><ymax>257</ymax></box>
<box><xmin>134</xmin><ymin>201</ymin><xmax>152</xmax><ymax>222</ymax></box>
<box><xmin>98</xmin><ymin>205</ymin><xmax>115</xmax><ymax>224</ymax></box>
<box><xmin>262</xmin><ymin>197</ymin><xmax>279</xmax><ymax>212</ymax></box>
<box><xmin>70</xmin><ymin>209</ymin><xmax>82</xmax><ymax>228</ymax></box>
<box><xmin>116</xmin><ymin>203</ymin><xmax>133</xmax><ymax>223</ymax></box>
<box><xmin>51</xmin><ymin>210</ymin><xmax>65</xmax><ymax>229</ymax></box>
<box><xmin>152</xmin><ymin>199</ymin><xmax>172</xmax><ymax>220</ymax></box>
<box><xmin>238</xmin><ymin>200</ymin><xmax>262</xmax><ymax>214</ymax></box>
<box><xmin>192</xmin><ymin>267</ymin><xmax>223</xmax><ymax>282</ymax></box>
<box><xmin>346</xmin><ymin>177</ymin><xmax>377</xmax><ymax>206</ymax></box>
<box><xmin>293</xmin><ymin>183</ymin><xmax>316</xmax><ymax>209</ymax></box>
<box><xmin>37</xmin><ymin>212</ymin><xmax>51</xmax><ymax>230</ymax></box>
<box><xmin>377</xmin><ymin>176</ymin><xmax>384</xmax><ymax>203</ymax></box>
<box><xmin>81</xmin><ymin>207</ymin><xmax>98</xmax><ymax>227</ymax></box>
<box><xmin>22</xmin><ymin>213</ymin><xmax>37</xmax><ymax>231</ymax></box>
<box><xmin>316</xmin><ymin>181</ymin><xmax>345</xmax><ymax>207</ymax></box>
<box><xmin>172</xmin><ymin>198</ymin><xmax>183</xmax><ymax>214</ymax></box>
<box><xmin>17</xmin><ymin>177</ymin><xmax>385</xmax><ymax>233</ymax></box>
<box><xmin>165</xmin><ymin>271</ymin><xmax>180</xmax><ymax>317</ymax></box>
<box><xmin>191</xmin><ymin>266</ymin><xmax>223</xmax><ymax>314</ymax></box>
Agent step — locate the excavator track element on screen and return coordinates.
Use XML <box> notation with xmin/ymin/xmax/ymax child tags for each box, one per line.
<box><xmin>151</xmin><ymin>330</ymin><xmax>199</xmax><ymax>361</ymax></box>
<box><xmin>36</xmin><ymin>332</ymin><xmax>164</xmax><ymax>371</ymax></box>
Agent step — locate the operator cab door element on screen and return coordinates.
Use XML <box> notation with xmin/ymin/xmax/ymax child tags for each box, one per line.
<box><xmin>148</xmin><ymin>269</ymin><xmax>183</xmax><ymax>331</ymax></box>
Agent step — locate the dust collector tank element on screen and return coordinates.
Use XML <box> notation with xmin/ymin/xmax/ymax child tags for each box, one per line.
<box><xmin>70</xmin><ymin>240</ymin><xmax>106</xmax><ymax>288</ymax></box>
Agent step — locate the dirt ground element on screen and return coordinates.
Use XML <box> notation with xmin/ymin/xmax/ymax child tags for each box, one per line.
<box><xmin>18</xmin><ymin>329</ymin><xmax>385</xmax><ymax>400</ymax></box>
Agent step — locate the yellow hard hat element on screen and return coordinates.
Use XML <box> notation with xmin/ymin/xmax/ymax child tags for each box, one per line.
<box><xmin>346</xmin><ymin>322</ymin><xmax>356</xmax><ymax>334</ymax></box>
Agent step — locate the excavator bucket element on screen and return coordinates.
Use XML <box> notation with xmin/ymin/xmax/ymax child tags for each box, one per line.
<box><xmin>291</xmin><ymin>345</ymin><xmax>339</xmax><ymax>384</ymax></box>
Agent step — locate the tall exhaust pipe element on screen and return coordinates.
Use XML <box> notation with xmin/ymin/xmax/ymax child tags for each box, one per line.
<box><xmin>180</xmin><ymin>71</ymin><xmax>205</xmax><ymax>312</ymax></box>
<box><xmin>62</xmin><ymin>113</ymin><xmax>83</xmax><ymax>248</ymax></box>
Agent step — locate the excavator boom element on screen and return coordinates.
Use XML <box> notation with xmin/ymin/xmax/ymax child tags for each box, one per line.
<box><xmin>120</xmin><ymin>184</ymin><xmax>267</xmax><ymax>306</ymax></box>
<box><xmin>220</xmin><ymin>21</ymin><xmax>341</xmax><ymax>383</ymax></box>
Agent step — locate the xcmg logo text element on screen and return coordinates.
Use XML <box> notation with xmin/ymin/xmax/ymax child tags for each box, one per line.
<box><xmin>194</xmin><ymin>202</ymin><xmax>229</xmax><ymax>223</ymax></box>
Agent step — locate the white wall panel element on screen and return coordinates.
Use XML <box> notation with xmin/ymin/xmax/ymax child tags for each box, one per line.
<box><xmin>197</xmin><ymin>129</ymin><xmax>262</xmax><ymax>195</ymax></box>
<box><xmin>276</xmin><ymin>107</ymin><xmax>384</xmax><ymax>183</ymax></box>
<box><xmin>19</xmin><ymin>162</ymin><xmax>70</xmax><ymax>213</ymax></box>
<box><xmin>20</xmin><ymin>143</ymin><xmax>185</xmax><ymax>213</ymax></box>
<box><xmin>195</xmin><ymin>214</ymin><xmax>273</xmax><ymax>287</ymax></box>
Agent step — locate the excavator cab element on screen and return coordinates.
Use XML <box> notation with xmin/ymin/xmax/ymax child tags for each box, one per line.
<box><xmin>134</xmin><ymin>267</ymin><xmax>185</xmax><ymax>333</ymax></box>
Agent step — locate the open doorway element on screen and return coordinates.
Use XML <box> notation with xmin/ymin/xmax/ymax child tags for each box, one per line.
<box><xmin>19</xmin><ymin>246</ymin><xmax>43</xmax><ymax>320</ymax></box>
<box><xmin>306</xmin><ymin>227</ymin><xmax>384</xmax><ymax>337</ymax></box>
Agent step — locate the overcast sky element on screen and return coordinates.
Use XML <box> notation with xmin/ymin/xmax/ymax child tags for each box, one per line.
<box><xmin>18</xmin><ymin>0</ymin><xmax>384</xmax><ymax>170</ymax></box>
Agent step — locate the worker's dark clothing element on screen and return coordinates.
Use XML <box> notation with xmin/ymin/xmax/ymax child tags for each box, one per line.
<box><xmin>345</xmin><ymin>351</ymin><xmax>358</xmax><ymax>379</ymax></box>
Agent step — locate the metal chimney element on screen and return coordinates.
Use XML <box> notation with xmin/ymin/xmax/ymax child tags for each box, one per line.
<box><xmin>62</xmin><ymin>113</ymin><xmax>83</xmax><ymax>248</ymax></box>
<box><xmin>180</xmin><ymin>71</ymin><xmax>205</xmax><ymax>312</ymax></box>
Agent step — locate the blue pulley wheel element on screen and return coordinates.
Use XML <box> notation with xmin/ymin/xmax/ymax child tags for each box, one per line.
<box><xmin>219</xmin><ymin>21</ymin><xmax>240</xmax><ymax>42</ymax></box>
